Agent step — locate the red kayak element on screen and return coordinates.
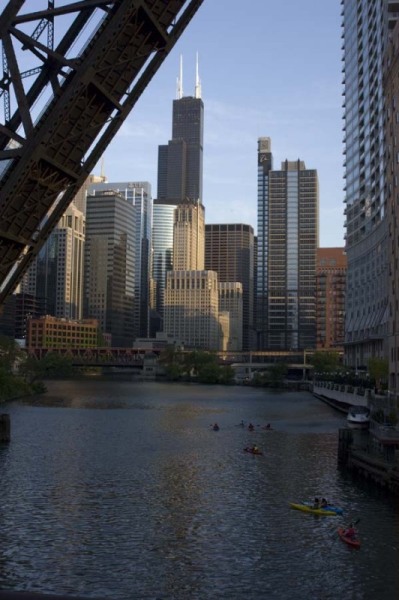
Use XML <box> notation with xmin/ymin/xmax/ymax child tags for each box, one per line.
<box><xmin>338</xmin><ymin>527</ymin><xmax>360</xmax><ymax>548</ymax></box>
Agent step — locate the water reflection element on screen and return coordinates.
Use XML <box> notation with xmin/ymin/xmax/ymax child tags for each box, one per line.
<box><xmin>0</xmin><ymin>380</ymin><xmax>398</xmax><ymax>599</ymax></box>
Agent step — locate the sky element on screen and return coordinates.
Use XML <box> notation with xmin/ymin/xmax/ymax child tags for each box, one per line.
<box><xmin>97</xmin><ymin>0</ymin><xmax>344</xmax><ymax>247</ymax></box>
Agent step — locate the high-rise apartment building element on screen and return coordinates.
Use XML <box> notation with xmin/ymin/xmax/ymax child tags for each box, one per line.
<box><xmin>385</xmin><ymin>20</ymin><xmax>399</xmax><ymax>397</ymax></box>
<box><xmin>84</xmin><ymin>190</ymin><xmax>135</xmax><ymax>347</ymax></box>
<box><xmin>341</xmin><ymin>1</ymin><xmax>399</xmax><ymax>369</ymax></box>
<box><xmin>157</xmin><ymin>57</ymin><xmax>204</xmax><ymax>204</ymax></box>
<box><xmin>89</xmin><ymin>181</ymin><xmax>152</xmax><ymax>338</ymax></box>
<box><xmin>256</xmin><ymin>137</ymin><xmax>319</xmax><ymax>351</ymax></box>
<box><xmin>316</xmin><ymin>248</ymin><xmax>347</xmax><ymax>350</ymax></box>
<box><xmin>205</xmin><ymin>223</ymin><xmax>254</xmax><ymax>350</ymax></box>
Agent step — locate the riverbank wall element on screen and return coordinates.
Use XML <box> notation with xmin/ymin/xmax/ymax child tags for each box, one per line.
<box><xmin>313</xmin><ymin>382</ymin><xmax>399</xmax><ymax>494</ymax></box>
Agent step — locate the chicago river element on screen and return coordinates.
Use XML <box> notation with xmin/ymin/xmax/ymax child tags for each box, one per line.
<box><xmin>0</xmin><ymin>380</ymin><xmax>398</xmax><ymax>599</ymax></box>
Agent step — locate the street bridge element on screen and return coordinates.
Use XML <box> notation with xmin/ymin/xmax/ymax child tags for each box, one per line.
<box><xmin>0</xmin><ymin>0</ymin><xmax>203</xmax><ymax>304</ymax></box>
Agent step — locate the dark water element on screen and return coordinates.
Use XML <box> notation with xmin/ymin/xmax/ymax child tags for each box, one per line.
<box><xmin>0</xmin><ymin>380</ymin><xmax>398</xmax><ymax>600</ymax></box>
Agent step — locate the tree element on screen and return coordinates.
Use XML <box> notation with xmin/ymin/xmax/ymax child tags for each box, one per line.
<box><xmin>310</xmin><ymin>351</ymin><xmax>342</xmax><ymax>378</ymax></box>
<box><xmin>267</xmin><ymin>363</ymin><xmax>288</xmax><ymax>388</ymax></box>
<box><xmin>368</xmin><ymin>357</ymin><xmax>388</xmax><ymax>390</ymax></box>
<box><xmin>0</xmin><ymin>335</ymin><xmax>24</xmax><ymax>372</ymax></box>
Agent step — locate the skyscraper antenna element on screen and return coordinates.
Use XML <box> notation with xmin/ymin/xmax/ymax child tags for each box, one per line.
<box><xmin>195</xmin><ymin>52</ymin><xmax>201</xmax><ymax>99</ymax></box>
<box><xmin>176</xmin><ymin>54</ymin><xmax>183</xmax><ymax>99</ymax></box>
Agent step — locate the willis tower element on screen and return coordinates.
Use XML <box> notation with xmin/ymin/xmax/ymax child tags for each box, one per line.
<box><xmin>157</xmin><ymin>55</ymin><xmax>204</xmax><ymax>204</ymax></box>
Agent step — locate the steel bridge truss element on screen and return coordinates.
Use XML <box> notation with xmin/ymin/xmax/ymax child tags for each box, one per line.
<box><xmin>0</xmin><ymin>0</ymin><xmax>203</xmax><ymax>303</ymax></box>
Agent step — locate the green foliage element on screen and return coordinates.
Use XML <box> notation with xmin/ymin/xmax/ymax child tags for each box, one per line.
<box><xmin>251</xmin><ymin>363</ymin><xmax>288</xmax><ymax>388</ymax></box>
<box><xmin>310</xmin><ymin>351</ymin><xmax>342</xmax><ymax>375</ymax></box>
<box><xmin>267</xmin><ymin>363</ymin><xmax>288</xmax><ymax>387</ymax></box>
<box><xmin>159</xmin><ymin>346</ymin><xmax>234</xmax><ymax>384</ymax></box>
<box><xmin>0</xmin><ymin>335</ymin><xmax>23</xmax><ymax>371</ymax></box>
<box><xmin>368</xmin><ymin>357</ymin><xmax>388</xmax><ymax>386</ymax></box>
<box><xmin>0</xmin><ymin>366</ymin><xmax>31</xmax><ymax>401</ymax></box>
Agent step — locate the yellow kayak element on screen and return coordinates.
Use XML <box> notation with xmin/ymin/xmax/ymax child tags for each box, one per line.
<box><xmin>289</xmin><ymin>502</ymin><xmax>338</xmax><ymax>516</ymax></box>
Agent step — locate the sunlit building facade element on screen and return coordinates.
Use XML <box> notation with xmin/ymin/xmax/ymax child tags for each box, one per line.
<box><xmin>89</xmin><ymin>181</ymin><xmax>152</xmax><ymax>338</ymax></box>
<box><xmin>316</xmin><ymin>248</ymin><xmax>347</xmax><ymax>350</ymax></box>
<box><xmin>84</xmin><ymin>190</ymin><xmax>135</xmax><ymax>347</ymax></box>
<box><xmin>164</xmin><ymin>270</ymin><xmax>220</xmax><ymax>350</ymax></box>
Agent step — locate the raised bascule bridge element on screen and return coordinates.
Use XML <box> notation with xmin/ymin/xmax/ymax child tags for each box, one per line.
<box><xmin>0</xmin><ymin>0</ymin><xmax>203</xmax><ymax>305</ymax></box>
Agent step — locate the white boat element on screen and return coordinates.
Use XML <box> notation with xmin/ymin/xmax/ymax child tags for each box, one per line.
<box><xmin>347</xmin><ymin>405</ymin><xmax>370</xmax><ymax>428</ymax></box>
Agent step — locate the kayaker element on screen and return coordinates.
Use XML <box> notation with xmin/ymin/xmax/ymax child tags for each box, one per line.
<box><xmin>248</xmin><ymin>423</ymin><xmax>255</xmax><ymax>431</ymax></box>
<box><xmin>252</xmin><ymin>444</ymin><xmax>259</xmax><ymax>453</ymax></box>
<box><xmin>320</xmin><ymin>498</ymin><xmax>328</xmax><ymax>508</ymax></box>
<box><xmin>212</xmin><ymin>423</ymin><xmax>219</xmax><ymax>431</ymax></box>
<box><xmin>344</xmin><ymin>523</ymin><xmax>356</xmax><ymax>539</ymax></box>
<box><xmin>313</xmin><ymin>497</ymin><xmax>320</xmax><ymax>509</ymax></box>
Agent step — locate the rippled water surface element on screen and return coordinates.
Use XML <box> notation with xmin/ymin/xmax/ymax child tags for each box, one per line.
<box><xmin>0</xmin><ymin>380</ymin><xmax>398</xmax><ymax>599</ymax></box>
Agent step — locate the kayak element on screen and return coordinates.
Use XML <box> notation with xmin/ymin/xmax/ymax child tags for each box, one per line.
<box><xmin>338</xmin><ymin>527</ymin><xmax>360</xmax><ymax>548</ymax></box>
<box><xmin>244</xmin><ymin>447</ymin><xmax>263</xmax><ymax>455</ymax></box>
<box><xmin>289</xmin><ymin>502</ymin><xmax>341</xmax><ymax>516</ymax></box>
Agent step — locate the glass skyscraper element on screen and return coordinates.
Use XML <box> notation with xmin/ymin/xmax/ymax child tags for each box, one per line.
<box><xmin>341</xmin><ymin>0</ymin><xmax>398</xmax><ymax>368</ymax></box>
<box><xmin>256</xmin><ymin>137</ymin><xmax>319</xmax><ymax>351</ymax></box>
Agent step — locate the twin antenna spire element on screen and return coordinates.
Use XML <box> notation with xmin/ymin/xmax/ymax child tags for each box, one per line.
<box><xmin>176</xmin><ymin>53</ymin><xmax>202</xmax><ymax>99</ymax></box>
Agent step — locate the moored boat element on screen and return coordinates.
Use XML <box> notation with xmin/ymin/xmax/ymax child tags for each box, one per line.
<box><xmin>338</xmin><ymin>527</ymin><xmax>361</xmax><ymax>548</ymax></box>
<box><xmin>347</xmin><ymin>405</ymin><xmax>370</xmax><ymax>429</ymax></box>
<box><xmin>289</xmin><ymin>502</ymin><xmax>342</xmax><ymax>516</ymax></box>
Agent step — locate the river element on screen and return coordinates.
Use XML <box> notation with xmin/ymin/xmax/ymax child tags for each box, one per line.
<box><xmin>0</xmin><ymin>379</ymin><xmax>398</xmax><ymax>600</ymax></box>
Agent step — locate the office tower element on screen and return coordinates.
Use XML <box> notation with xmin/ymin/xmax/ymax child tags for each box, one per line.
<box><xmin>219</xmin><ymin>282</ymin><xmax>243</xmax><ymax>351</ymax></box>
<box><xmin>89</xmin><ymin>181</ymin><xmax>152</xmax><ymax>338</ymax></box>
<box><xmin>164</xmin><ymin>270</ymin><xmax>220</xmax><ymax>350</ymax></box>
<box><xmin>256</xmin><ymin>137</ymin><xmax>319</xmax><ymax>351</ymax></box>
<box><xmin>205</xmin><ymin>223</ymin><xmax>254</xmax><ymax>350</ymax></box>
<box><xmin>157</xmin><ymin>56</ymin><xmax>204</xmax><ymax>204</ymax></box>
<box><xmin>84</xmin><ymin>190</ymin><xmax>135</xmax><ymax>347</ymax></box>
<box><xmin>164</xmin><ymin>197</ymin><xmax>221</xmax><ymax>350</ymax></box>
<box><xmin>341</xmin><ymin>1</ymin><xmax>399</xmax><ymax>369</ymax></box>
<box><xmin>173</xmin><ymin>201</ymin><xmax>205</xmax><ymax>270</ymax></box>
<box><xmin>316</xmin><ymin>248</ymin><xmax>347</xmax><ymax>350</ymax></box>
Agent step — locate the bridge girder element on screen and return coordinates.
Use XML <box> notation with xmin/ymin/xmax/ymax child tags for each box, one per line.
<box><xmin>0</xmin><ymin>0</ymin><xmax>203</xmax><ymax>304</ymax></box>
